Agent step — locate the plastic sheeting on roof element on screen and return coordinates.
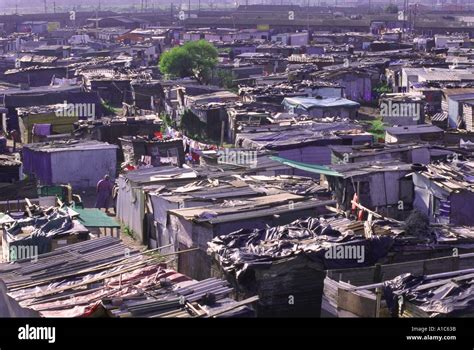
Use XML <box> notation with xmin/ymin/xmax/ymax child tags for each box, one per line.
<box><xmin>4</xmin><ymin>208</ymin><xmax>89</xmax><ymax>255</ymax></box>
<box><xmin>208</xmin><ymin>217</ymin><xmax>394</xmax><ymax>285</ymax></box>
<box><xmin>383</xmin><ymin>271</ymin><xmax>474</xmax><ymax>317</ymax></box>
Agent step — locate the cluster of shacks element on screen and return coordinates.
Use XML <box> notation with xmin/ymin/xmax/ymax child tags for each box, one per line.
<box><xmin>2</xmin><ymin>4</ymin><xmax>474</xmax><ymax>318</ymax></box>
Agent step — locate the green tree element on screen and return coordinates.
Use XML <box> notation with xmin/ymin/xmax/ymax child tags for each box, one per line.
<box><xmin>159</xmin><ymin>46</ymin><xmax>193</xmax><ymax>80</ymax></box>
<box><xmin>159</xmin><ymin>40</ymin><xmax>218</xmax><ymax>85</ymax></box>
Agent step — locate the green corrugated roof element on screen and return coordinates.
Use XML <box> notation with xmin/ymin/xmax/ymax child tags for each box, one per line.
<box><xmin>270</xmin><ymin>156</ymin><xmax>343</xmax><ymax>177</ymax></box>
<box><xmin>72</xmin><ymin>208</ymin><xmax>121</xmax><ymax>228</ymax></box>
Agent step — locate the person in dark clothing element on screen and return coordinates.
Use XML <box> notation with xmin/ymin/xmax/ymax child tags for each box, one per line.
<box><xmin>95</xmin><ymin>175</ymin><xmax>114</xmax><ymax>213</ymax></box>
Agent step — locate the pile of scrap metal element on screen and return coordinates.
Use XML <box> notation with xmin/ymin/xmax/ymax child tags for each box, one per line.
<box><xmin>2</xmin><ymin>205</ymin><xmax>90</xmax><ymax>258</ymax></box>
<box><xmin>383</xmin><ymin>268</ymin><xmax>474</xmax><ymax>318</ymax></box>
<box><xmin>106</xmin><ymin>277</ymin><xmax>257</xmax><ymax>318</ymax></box>
<box><xmin>0</xmin><ymin>237</ymin><xmax>257</xmax><ymax>318</ymax></box>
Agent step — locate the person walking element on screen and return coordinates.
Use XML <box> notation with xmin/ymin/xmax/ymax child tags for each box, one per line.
<box><xmin>95</xmin><ymin>175</ymin><xmax>114</xmax><ymax>213</ymax></box>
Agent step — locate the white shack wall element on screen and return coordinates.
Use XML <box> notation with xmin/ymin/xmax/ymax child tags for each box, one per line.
<box><xmin>116</xmin><ymin>177</ymin><xmax>145</xmax><ymax>243</ymax></box>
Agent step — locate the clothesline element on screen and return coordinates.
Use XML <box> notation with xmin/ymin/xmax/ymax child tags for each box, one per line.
<box><xmin>165</xmin><ymin>126</ymin><xmax>219</xmax><ymax>152</ymax></box>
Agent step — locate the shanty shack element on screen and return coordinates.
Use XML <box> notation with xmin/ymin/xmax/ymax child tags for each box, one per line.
<box><xmin>0</xmin><ymin>85</ymin><xmax>102</xmax><ymax>134</ymax></box>
<box><xmin>323</xmin><ymin>242</ymin><xmax>474</xmax><ymax>317</ymax></box>
<box><xmin>311</xmin><ymin>68</ymin><xmax>374</xmax><ymax>103</ymax></box>
<box><xmin>168</xmin><ymin>194</ymin><xmax>335</xmax><ymax>280</ymax></box>
<box><xmin>116</xmin><ymin>160</ymin><xmax>298</xmax><ymax>247</ymax></box>
<box><xmin>207</xmin><ymin>216</ymin><xmax>395</xmax><ymax>317</ymax></box>
<box><xmin>147</xmin><ymin>178</ymin><xmax>264</xmax><ymax>253</ymax></box>
<box><xmin>22</xmin><ymin>140</ymin><xmax>118</xmax><ymax>188</ymax></box>
<box><xmin>209</xmin><ymin>215</ymin><xmax>474</xmax><ymax>318</ymax></box>
<box><xmin>74</xmin><ymin>115</ymin><xmax>163</xmax><ymax>155</ymax></box>
<box><xmin>116</xmin><ymin>167</ymin><xmax>200</xmax><ymax>245</ymax></box>
<box><xmin>413</xmin><ymin>162</ymin><xmax>474</xmax><ymax>226</ymax></box>
<box><xmin>384</xmin><ymin>125</ymin><xmax>444</xmax><ymax>144</ymax></box>
<box><xmin>147</xmin><ymin>174</ymin><xmax>328</xmax><ymax>255</ymax></box>
<box><xmin>379</xmin><ymin>93</ymin><xmax>426</xmax><ymax>126</ymax></box>
<box><xmin>383</xmin><ymin>269</ymin><xmax>474</xmax><ymax>318</ymax></box>
<box><xmin>329</xmin><ymin>144</ymin><xmax>455</xmax><ymax>165</ymax></box>
<box><xmin>319</xmin><ymin>161</ymin><xmax>414</xmax><ymax>220</ymax></box>
<box><xmin>120</xmin><ymin>136</ymin><xmax>185</xmax><ymax>167</ymax></box>
<box><xmin>17</xmin><ymin>105</ymin><xmax>80</xmax><ymax>144</ymax></box>
<box><xmin>282</xmin><ymin>97</ymin><xmax>360</xmax><ymax>119</ymax></box>
<box><xmin>2</xmin><ymin>207</ymin><xmax>90</xmax><ymax>261</ymax></box>
<box><xmin>3</xmin><ymin>66</ymin><xmax>67</xmax><ymax>87</ymax></box>
<box><xmin>0</xmin><ymin>154</ymin><xmax>22</xmax><ymax>183</ymax></box>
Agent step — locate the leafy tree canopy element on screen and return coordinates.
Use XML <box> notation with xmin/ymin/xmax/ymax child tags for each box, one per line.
<box><xmin>159</xmin><ymin>40</ymin><xmax>218</xmax><ymax>84</ymax></box>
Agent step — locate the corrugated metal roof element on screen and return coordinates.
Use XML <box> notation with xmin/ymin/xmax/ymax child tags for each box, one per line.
<box><xmin>0</xmin><ymin>236</ymin><xmax>251</xmax><ymax>318</ymax></box>
<box><xmin>23</xmin><ymin>140</ymin><xmax>118</xmax><ymax>153</ymax></box>
<box><xmin>418</xmin><ymin>162</ymin><xmax>474</xmax><ymax>193</ymax></box>
<box><xmin>282</xmin><ymin>97</ymin><xmax>360</xmax><ymax>109</ymax></box>
<box><xmin>385</xmin><ymin>124</ymin><xmax>444</xmax><ymax>136</ymax></box>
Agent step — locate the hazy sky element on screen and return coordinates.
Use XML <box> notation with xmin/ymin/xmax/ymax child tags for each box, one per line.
<box><xmin>0</xmin><ymin>0</ymin><xmax>462</xmax><ymax>14</ymax></box>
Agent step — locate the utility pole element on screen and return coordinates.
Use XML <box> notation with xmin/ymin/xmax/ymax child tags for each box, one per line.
<box><xmin>44</xmin><ymin>0</ymin><xmax>47</xmax><ymax>13</ymax></box>
<box><xmin>53</xmin><ymin>1</ymin><xmax>56</xmax><ymax>13</ymax></box>
<box><xmin>188</xmin><ymin>0</ymin><xmax>191</xmax><ymax>19</ymax></box>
